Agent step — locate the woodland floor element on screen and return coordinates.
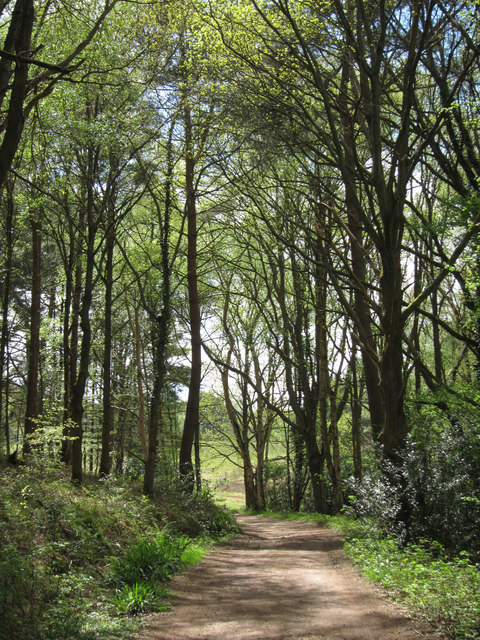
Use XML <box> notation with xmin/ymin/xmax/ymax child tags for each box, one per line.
<box><xmin>135</xmin><ymin>514</ymin><xmax>443</xmax><ymax>640</ymax></box>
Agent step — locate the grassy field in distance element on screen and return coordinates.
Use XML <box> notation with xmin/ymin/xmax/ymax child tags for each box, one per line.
<box><xmin>200</xmin><ymin>433</ymin><xmax>288</xmax><ymax>510</ymax></box>
<box><xmin>200</xmin><ymin>437</ymin><xmax>246</xmax><ymax>509</ymax></box>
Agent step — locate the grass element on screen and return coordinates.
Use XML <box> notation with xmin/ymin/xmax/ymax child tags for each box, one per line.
<box><xmin>256</xmin><ymin>511</ymin><xmax>479</xmax><ymax>640</ymax></box>
<box><xmin>199</xmin><ymin>436</ymin><xmax>246</xmax><ymax>509</ymax></box>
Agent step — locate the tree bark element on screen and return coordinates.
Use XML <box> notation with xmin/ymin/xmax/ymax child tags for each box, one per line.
<box><xmin>99</xmin><ymin>219</ymin><xmax>114</xmax><ymax>476</ymax></box>
<box><xmin>142</xmin><ymin>124</ymin><xmax>173</xmax><ymax>495</ymax></box>
<box><xmin>23</xmin><ymin>210</ymin><xmax>42</xmax><ymax>454</ymax></box>
<box><xmin>0</xmin><ymin>0</ymin><xmax>34</xmax><ymax>195</ymax></box>
<box><xmin>303</xmin><ymin>427</ymin><xmax>327</xmax><ymax>513</ymax></box>
<box><xmin>350</xmin><ymin>346</ymin><xmax>363</xmax><ymax>482</ymax></box>
<box><xmin>339</xmin><ymin>53</ymin><xmax>384</xmax><ymax>443</ymax></box>
<box><xmin>179</xmin><ymin>99</ymin><xmax>201</xmax><ymax>491</ymax></box>
<box><xmin>61</xmin><ymin>215</ymin><xmax>82</xmax><ymax>465</ymax></box>
<box><xmin>70</xmin><ymin>140</ymin><xmax>97</xmax><ymax>483</ymax></box>
<box><xmin>128</xmin><ymin>304</ymin><xmax>148</xmax><ymax>461</ymax></box>
<box><xmin>0</xmin><ymin>185</ymin><xmax>14</xmax><ymax>455</ymax></box>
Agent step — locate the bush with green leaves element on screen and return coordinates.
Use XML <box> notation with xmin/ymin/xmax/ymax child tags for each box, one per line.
<box><xmin>153</xmin><ymin>475</ymin><xmax>241</xmax><ymax>538</ymax></box>
<box><xmin>263</xmin><ymin>461</ymin><xmax>292</xmax><ymax>511</ymax></box>
<box><xmin>111</xmin><ymin>531</ymin><xmax>191</xmax><ymax>587</ymax></box>
<box><xmin>346</xmin><ymin>404</ymin><xmax>480</xmax><ymax>557</ymax></box>
<box><xmin>406</xmin><ymin>414</ymin><xmax>480</xmax><ymax>559</ymax></box>
<box><xmin>343</xmin><ymin>534</ymin><xmax>480</xmax><ymax>640</ymax></box>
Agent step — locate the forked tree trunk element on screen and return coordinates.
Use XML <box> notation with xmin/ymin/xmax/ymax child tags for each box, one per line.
<box><xmin>0</xmin><ymin>0</ymin><xmax>34</xmax><ymax>194</ymax></box>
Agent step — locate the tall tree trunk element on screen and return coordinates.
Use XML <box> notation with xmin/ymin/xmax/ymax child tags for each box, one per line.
<box><xmin>70</xmin><ymin>250</ymin><xmax>94</xmax><ymax>483</ymax></box>
<box><xmin>143</xmin><ymin>311</ymin><xmax>170</xmax><ymax>495</ymax></box>
<box><xmin>179</xmin><ymin>100</ymin><xmax>201</xmax><ymax>491</ymax></box>
<box><xmin>221</xmin><ymin>364</ymin><xmax>259</xmax><ymax>510</ymax></box>
<box><xmin>99</xmin><ymin>222</ymin><xmax>114</xmax><ymax>476</ymax></box>
<box><xmin>23</xmin><ymin>211</ymin><xmax>42</xmax><ymax>454</ymax></box>
<box><xmin>253</xmin><ymin>354</ymin><xmax>267</xmax><ymax>511</ymax></box>
<box><xmin>291</xmin><ymin>428</ymin><xmax>305</xmax><ymax>511</ymax></box>
<box><xmin>62</xmin><ymin>218</ymin><xmax>82</xmax><ymax>465</ymax></box>
<box><xmin>128</xmin><ymin>304</ymin><xmax>148</xmax><ymax>461</ymax></box>
<box><xmin>378</xmin><ymin>210</ymin><xmax>411</xmax><ymax>534</ymax></box>
<box><xmin>142</xmin><ymin>124</ymin><xmax>173</xmax><ymax>495</ymax></box>
<box><xmin>0</xmin><ymin>0</ymin><xmax>34</xmax><ymax>195</ymax></box>
<box><xmin>0</xmin><ymin>185</ymin><xmax>14</xmax><ymax>455</ymax></box>
<box><xmin>329</xmin><ymin>397</ymin><xmax>343</xmax><ymax>513</ymax></box>
<box><xmin>350</xmin><ymin>345</ymin><xmax>363</xmax><ymax>482</ymax></box>
<box><xmin>70</xmin><ymin>143</ymin><xmax>97</xmax><ymax>483</ymax></box>
<box><xmin>378</xmin><ymin>208</ymin><xmax>409</xmax><ymax>465</ymax></box>
<box><xmin>339</xmin><ymin>55</ymin><xmax>384</xmax><ymax>443</ymax></box>
<box><xmin>303</xmin><ymin>426</ymin><xmax>326</xmax><ymax>513</ymax></box>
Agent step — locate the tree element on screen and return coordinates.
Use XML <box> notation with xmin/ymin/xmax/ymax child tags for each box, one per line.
<box><xmin>207</xmin><ymin>0</ymin><xmax>480</xmax><ymax>513</ymax></box>
<box><xmin>0</xmin><ymin>0</ymin><xmax>120</xmax><ymax>196</ymax></box>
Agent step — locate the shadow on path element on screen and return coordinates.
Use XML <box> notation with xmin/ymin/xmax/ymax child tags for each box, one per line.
<box><xmin>136</xmin><ymin>515</ymin><xmax>442</xmax><ymax>640</ymax></box>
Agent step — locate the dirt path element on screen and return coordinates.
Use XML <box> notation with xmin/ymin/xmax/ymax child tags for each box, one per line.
<box><xmin>136</xmin><ymin>515</ymin><xmax>442</xmax><ymax>640</ymax></box>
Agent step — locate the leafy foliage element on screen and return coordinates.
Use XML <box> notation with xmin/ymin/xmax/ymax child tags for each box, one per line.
<box><xmin>111</xmin><ymin>582</ymin><xmax>171</xmax><ymax>616</ymax></box>
<box><xmin>344</xmin><ymin>534</ymin><xmax>480</xmax><ymax>640</ymax></box>
<box><xmin>346</xmin><ymin>405</ymin><xmax>480</xmax><ymax>559</ymax></box>
<box><xmin>111</xmin><ymin>532</ymin><xmax>190</xmax><ymax>587</ymax></box>
<box><xmin>0</xmin><ymin>465</ymin><xmax>238</xmax><ymax>638</ymax></box>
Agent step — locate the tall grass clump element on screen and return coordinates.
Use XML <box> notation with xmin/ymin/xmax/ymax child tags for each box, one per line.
<box><xmin>110</xmin><ymin>532</ymin><xmax>191</xmax><ymax>615</ymax></box>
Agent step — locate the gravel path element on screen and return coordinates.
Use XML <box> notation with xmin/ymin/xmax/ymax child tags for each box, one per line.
<box><xmin>136</xmin><ymin>514</ymin><xmax>442</xmax><ymax>640</ymax></box>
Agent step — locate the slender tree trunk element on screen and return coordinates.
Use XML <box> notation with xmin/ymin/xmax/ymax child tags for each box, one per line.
<box><xmin>351</xmin><ymin>345</ymin><xmax>363</xmax><ymax>482</ymax></box>
<box><xmin>23</xmin><ymin>211</ymin><xmax>42</xmax><ymax>454</ymax></box>
<box><xmin>128</xmin><ymin>304</ymin><xmax>148</xmax><ymax>461</ymax></box>
<box><xmin>143</xmin><ymin>312</ymin><xmax>170</xmax><ymax>495</ymax></box>
<box><xmin>253</xmin><ymin>356</ymin><xmax>267</xmax><ymax>511</ymax></box>
<box><xmin>142</xmin><ymin>125</ymin><xmax>173</xmax><ymax>495</ymax></box>
<box><xmin>303</xmin><ymin>426</ymin><xmax>326</xmax><ymax>513</ymax></box>
<box><xmin>0</xmin><ymin>186</ymin><xmax>14</xmax><ymax>455</ymax></box>
<box><xmin>179</xmin><ymin>100</ymin><xmax>201</xmax><ymax>491</ymax></box>
<box><xmin>62</xmin><ymin>219</ymin><xmax>81</xmax><ymax>464</ymax></box>
<box><xmin>99</xmin><ymin>223</ymin><xmax>114</xmax><ymax>476</ymax></box>
<box><xmin>221</xmin><ymin>364</ymin><xmax>259</xmax><ymax>510</ymax></box>
<box><xmin>329</xmin><ymin>398</ymin><xmax>343</xmax><ymax>513</ymax></box>
<box><xmin>339</xmin><ymin>56</ymin><xmax>384</xmax><ymax>442</ymax></box>
<box><xmin>70</xmin><ymin>150</ymin><xmax>97</xmax><ymax>483</ymax></box>
<box><xmin>291</xmin><ymin>428</ymin><xmax>305</xmax><ymax>511</ymax></box>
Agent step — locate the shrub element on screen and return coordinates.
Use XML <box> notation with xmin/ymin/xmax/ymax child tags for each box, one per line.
<box><xmin>111</xmin><ymin>532</ymin><xmax>190</xmax><ymax>587</ymax></box>
<box><xmin>263</xmin><ymin>462</ymin><xmax>291</xmax><ymax>511</ymax></box>
<box><xmin>345</xmin><ymin>409</ymin><xmax>480</xmax><ymax>557</ymax></box>
<box><xmin>112</xmin><ymin>583</ymin><xmax>170</xmax><ymax>616</ymax></box>
<box><xmin>344</xmin><ymin>534</ymin><xmax>480</xmax><ymax>640</ymax></box>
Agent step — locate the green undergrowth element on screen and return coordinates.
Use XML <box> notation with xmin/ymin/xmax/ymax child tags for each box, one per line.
<box><xmin>0</xmin><ymin>463</ymin><xmax>239</xmax><ymax>640</ymax></box>
<box><xmin>256</xmin><ymin>511</ymin><xmax>479</xmax><ymax>640</ymax></box>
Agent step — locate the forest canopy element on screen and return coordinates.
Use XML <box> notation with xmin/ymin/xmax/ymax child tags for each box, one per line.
<box><xmin>0</xmin><ymin>0</ymin><xmax>479</xmax><ymax>556</ymax></box>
